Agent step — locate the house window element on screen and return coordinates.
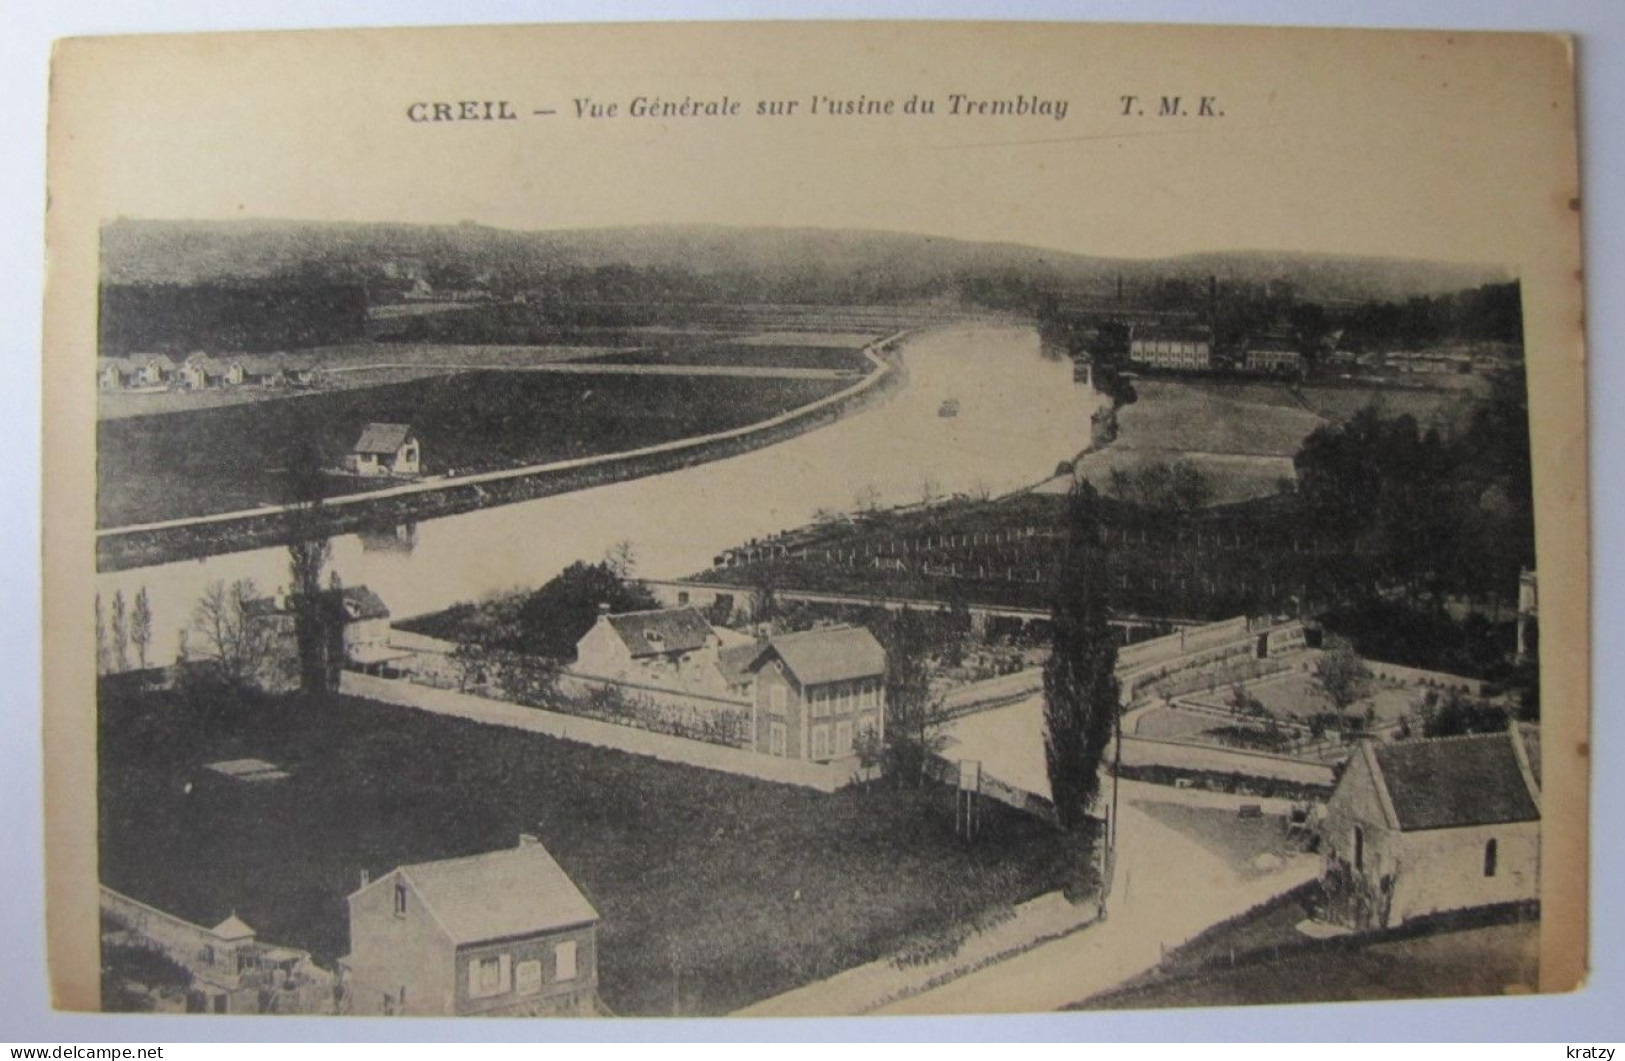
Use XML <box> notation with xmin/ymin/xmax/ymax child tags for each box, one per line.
<box><xmin>1484</xmin><ymin>838</ymin><xmax>1498</xmax><ymax>877</ymax></box>
<box><xmin>770</xmin><ymin>685</ymin><xmax>787</xmax><ymax>716</ymax></box>
<box><xmin>556</xmin><ymin>940</ymin><xmax>579</xmax><ymax>982</ymax></box>
<box><xmin>394</xmin><ymin>883</ymin><xmax>408</xmax><ymax>917</ymax></box>
<box><xmin>770</xmin><ymin>722</ymin><xmax>787</xmax><ymax>757</ymax></box>
<box><xmin>677</xmin><ymin>591</ymin><xmax>690</xmax><ymax>606</ymax></box>
<box><xmin>811</xmin><ymin>725</ymin><xmax>830</xmax><ymax>760</ymax></box>
<box><xmin>835</xmin><ymin>720</ymin><xmax>853</xmax><ymax>757</ymax></box>
<box><xmin>468</xmin><ymin>954</ymin><xmax>510</xmax><ymax>999</ymax></box>
<box><xmin>515</xmin><ymin>960</ymin><xmax>542</xmax><ymax>996</ymax></box>
<box><xmin>1353</xmin><ymin>826</ymin><xmax>1364</xmax><ymax>871</ymax></box>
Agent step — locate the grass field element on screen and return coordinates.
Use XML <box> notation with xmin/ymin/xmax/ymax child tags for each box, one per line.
<box><xmin>1078</xmin><ymin>881</ymin><xmax>1538</xmax><ymax>1008</ymax></box>
<box><xmin>585</xmin><ymin>344</ymin><xmax>871</xmax><ymax>372</ymax></box>
<box><xmin>1185</xmin><ymin>671</ymin><xmax>1417</xmax><ymax>725</ymax></box>
<box><xmin>1070</xmin><ymin>449</ymin><xmax>1297</xmax><ymax>507</ymax></box>
<box><xmin>98</xmin><ymin>687</ymin><xmax>1077</xmax><ymax>1016</ymax></box>
<box><xmin>96</xmin><ymin>371</ymin><xmax>846</xmax><ymax>527</ymax></box>
<box><xmin>1116</xmin><ymin>380</ymin><xmax>1328</xmax><ymax>457</ymax></box>
<box><xmin>1295</xmin><ymin>381</ymin><xmax>1487</xmax><ymax>427</ymax></box>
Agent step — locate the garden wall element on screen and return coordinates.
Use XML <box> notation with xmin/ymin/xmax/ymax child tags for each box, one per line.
<box><xmin>340</xmin><ymin>671</ymin><xmax>856</xmax><ymax>792</ymax></box>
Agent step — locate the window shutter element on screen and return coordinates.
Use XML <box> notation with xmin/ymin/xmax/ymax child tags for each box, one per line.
<box><xmin>467</xmin><ymin>960</ymin><xmax>481</xmax><ymax>998</ymax></box>
<box><xmin>498</xmin><ymin>953</ymin><xmax>511</xmax><ymax>993</ymax></box>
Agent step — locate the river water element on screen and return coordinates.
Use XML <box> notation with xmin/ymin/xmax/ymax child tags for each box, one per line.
<box><xmin>98</xmin><ymin>323</ymin><xmax>1105</xmax><ymax>661</ymax></box>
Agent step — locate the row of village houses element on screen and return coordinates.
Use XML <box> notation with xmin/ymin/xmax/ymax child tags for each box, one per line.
<box><xmin>1112</xmin><ymin>325</ymin><xmax>1511</xmax><ymax>378</ymax></box>
<box><xmin>98</xmin><ymin>351</ymin><xmax>326</xmax><ymax>392</ymax></box>
<box><xmin>113</xmin><ymin>578</ymin><xmax>1541</xmax><ymax>1015</ymax></box>
<box><xmin>113</xmin><ymin>711</ymin><xmax>1542</xmax><ymax>1017</ymax></box>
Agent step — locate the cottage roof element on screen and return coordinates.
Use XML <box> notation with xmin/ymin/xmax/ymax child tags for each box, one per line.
<box><xmin>377</xmin><ymin>839</ymin><xmax>599</xmax><ymax>945</ymax></box>
<box><xmin>1368</xmin><ymin>732</ymin><xmax>1540</xmax><ymax>831</ymax></box>
<box><xmin>603</xmin><ymin>607</ymin><xmax>716</xmax><ymax>658</ymax></box>
<box><xmin>211</xmin><ymin>913</ymin><xmax>256</xmax><ymax>942</ymax></box>
<box><xmin>353</xmin><ymin>423</ymin><xmax>415</xmax><ymax>455</ymax></box>
<box><xmin>749</xmin><ymin>625</ymin><xmax>887</xmax><ymax>686</ymax></box>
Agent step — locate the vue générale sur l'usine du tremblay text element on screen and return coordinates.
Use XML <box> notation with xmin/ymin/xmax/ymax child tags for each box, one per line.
<box><xmin>406</xmin><ymin>93</ymin><xmax>1072</xmax><ymax>123</ymax></box>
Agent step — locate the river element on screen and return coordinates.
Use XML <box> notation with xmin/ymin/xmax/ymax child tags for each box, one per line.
<box><xmin>97</xmin><ymin>323</ymin><xmax>1105</xmax><ymax>662</ymax></box>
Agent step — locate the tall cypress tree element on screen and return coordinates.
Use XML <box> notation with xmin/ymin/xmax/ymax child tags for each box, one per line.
<box><xmin>1043</xmin><ymin>482</ymin><xmax>1120</xmax><ymax>832</ymax></box>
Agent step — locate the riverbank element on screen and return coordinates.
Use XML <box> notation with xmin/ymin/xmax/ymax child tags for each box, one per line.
<box><xmin>96</xmin><ymin>337</ymin><xmax>908</xmax><ymax>572</ymax></box>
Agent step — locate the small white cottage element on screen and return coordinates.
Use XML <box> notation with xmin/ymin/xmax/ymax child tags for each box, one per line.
<box><xmin>346</xmin><ymin>423</ymin><xmax>420</xmax><ymax>478</ymax></box>
<box><xmin>1318</xmin><ymin>726</ymin><xmax>1540</xmax><ymax>930</ymax></box>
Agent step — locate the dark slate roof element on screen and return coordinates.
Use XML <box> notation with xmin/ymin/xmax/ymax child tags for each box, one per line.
<box><xmin>1371</xmin><ymin>732</ymin><xmax>1540</xmax><ymax>831</ymax></box>
<box><xmin>604</xmin><ymin>608</ymin><xmax>716</xmax><ymax>658</ymax></box>
<box><xmin>336</xmin><ymin>585</ymin><xmax>391</xmax><ymax>621</ymax></box>
<box><xmin>716</xmin><ymin>642</ymin><xmax>763</xmax><ymax>685</ymax></box>
<box><xmin>353</xmin><ymin>422</ymin><xmax>414</xmax><ymax>454</ymax></box>
<box><xmin>262</xmin><ymin>585</ymin><xmax>391</xmax><ymax>622</ymax></box>
<box><xmin>374</xmin><ymin>839</ymin><xmax>599</xmax><ymax>945</ymax></box>
<box><xmin>749</xmin><ymin>625</ymin><xmax>887</xmax><ymax>686</ymax></box>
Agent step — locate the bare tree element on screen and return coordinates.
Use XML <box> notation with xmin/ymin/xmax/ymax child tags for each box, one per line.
<box><xmin>191</xmin><ymin>579</ymin><xmax>277</xmax><ymax>688</ymax></box>
<box><xmin>131</xmin><ymin>587</ymin><xmax>153</xmax><ymax>670</ymax></box>
<box><xmin>110</xmin><ymin>590</ymin><xmax>130</xmax><ymax>673</ymax></box>
<box><xmin>605</xmin><ymin>539</ymin><xmax>639</xmax><ymax>579</ymax></box>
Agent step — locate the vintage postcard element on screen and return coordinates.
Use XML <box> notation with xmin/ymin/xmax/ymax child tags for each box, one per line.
<box><xmin>43</xmin><ymin>21</ymin><xmax>1586</xmax><ymax>1017</ymax></box>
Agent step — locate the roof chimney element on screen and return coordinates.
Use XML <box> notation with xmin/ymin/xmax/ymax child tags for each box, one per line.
<box><xmin>359</xmin><ymin>868</ymin><xmax>370</xmax><ymax>888</ymax></box>
<box><xmin>598</xmin><ymin>602</ymin><xmax>611</xmax><ymax>615</ymax></box>
<box><xmin>518</xmin><ymin>833</ymin><xmax>540</xmax><ymax>848</ymax></box>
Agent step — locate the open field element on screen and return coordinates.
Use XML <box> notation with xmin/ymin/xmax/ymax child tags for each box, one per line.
<box><xmin>1055</xmin><ymin>378</ymin><xmax>1328</xmax><ymax>508</ymax></box>
<box><xmin>727</xmin><ymin>331</ymin><xmax>882</xmax><ymax>348</ymax></box>
<box><xmin>1114</xmin><ymin>380</ymin><xmax>1328</xmax><ymax>457</ymax></box>
<box><xmin>1184</xmin><ymin>670</ymin><xmax>1417</xmax><ymax>725</ymax></box>
<box><xmin>586</xmin><ymin>344</ymin><xmax>871</xmax><ymax>373</ymax></box>
<box><xmin>1069</xmin><ymin>449</ymin><xmax>1297</xmax><ymax>507</ymax></box>
<box><xmin>98</xmin><ymin>686</ymin><xmax>1074</xmax><ymax>1016</ymax></box>
<box><xmin>97</xmin><ymin>345</ymin><xmax>621</xmax><ymax>421</ymax></box>
<box><xmin>1064</xmin><ymin>377</ymin><xmax>1490</xmax><ymax>509</ymax></box>
<box><xmin>1077</xmin><ymin>884</ymin><xmax>1538</xmax><ymax>1008</ymax></box>
<box><xmin>1295</xmin><ymin>380</ymin><xmax>1488</xmax><ymax>426</ymax></box>
<box><xmin>307</xmin><ymin>341</ymin><xmax>625</xmax><ymax>367</ymax></box>
<box><xmin>97</xmin><ymin>371</ymin><xmax>846</xmax><ymax>527</ymax></box>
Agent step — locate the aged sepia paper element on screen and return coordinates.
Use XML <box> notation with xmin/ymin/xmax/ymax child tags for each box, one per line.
<box><xmin>44</xmin><ymin>21</ymin><xmax>1586</xmax><ymax>1017</ymax></box>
